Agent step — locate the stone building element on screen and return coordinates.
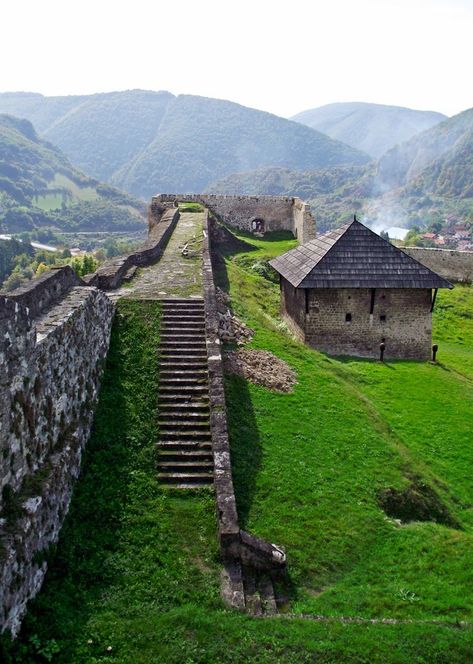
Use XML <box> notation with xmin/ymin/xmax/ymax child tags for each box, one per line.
<box><xmin>150</xmin><ymin>193</ymin><xmax>316</xmax><ymax>243</ymax></box>
<box><xmin>270</xmin><ymin>219</ymin><xmax>452</xmax><ymax>359</ymax></box>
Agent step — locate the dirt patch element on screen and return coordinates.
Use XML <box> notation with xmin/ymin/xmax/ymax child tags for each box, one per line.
<box><xmin>224</xmin><ymin>349</ymin><xmax>297</xmax><ymax>393</ymax></box>
<box><xmin>377</xmin><ymin>478</ymin><xmax>460</xmax><ymax>528</ymax></box>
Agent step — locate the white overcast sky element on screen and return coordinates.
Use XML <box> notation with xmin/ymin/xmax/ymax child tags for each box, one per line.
<box><xmin>1</xmin><ymin>0</ymin><xmax>471</xmax><ymax>117</ymax></box>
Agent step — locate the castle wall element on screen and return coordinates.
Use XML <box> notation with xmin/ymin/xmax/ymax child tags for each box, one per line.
<box><xmin>282</xmin><ymin>286</ymin><xmax>433</xmax><ymax>359</ymax></box>
<box><xmin>152</xmin><ymin>193</ymin><xmax>316</xmax><ymax>240</ymax></box>
<box><xmin>0</xmin><ymin>286</ymin><xmax>114</xmax><ymax>635</ymax></box>
<box><xmin>403</xmin><ymin>247</ymin><xmax>473</xmax><ymax>283</ymax></box>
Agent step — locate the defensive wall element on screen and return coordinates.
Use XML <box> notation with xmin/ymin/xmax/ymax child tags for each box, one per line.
<box><xmin>0</xmin><ymin>271</ymin><xmax>114</xmax><ymax>635</ymax></box>
<box><xmin>403</xmin><ymin>247</ymin><xmax>473</xmax><ymax>283</ymax></box>
<box><xmin>150</xmin><ymin>193</ymin><xmax>316</xmax><ymax>244</ymax></box>
<box><xmin>0</xmin><ymin>207</ymin><xmax>180</xmax><ymax>636</ymax></box>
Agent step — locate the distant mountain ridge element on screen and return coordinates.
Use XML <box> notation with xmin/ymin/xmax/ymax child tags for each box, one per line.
<box><xmin>0</xmin><ymin>113</ymin><xmax>145</xmax><ymax>232</ymax></box>
<box><xmin>291</xmin><ymin>102</ymin><xmax>446</xmax><ymax>159</ymax></box>
<box><xmin>0</xmin><ymin>90</ymin><xmax>370</xmax><ymax>198</ymax></box>
<box><xmin>210</xmin><ymin>106</ymin><xmax>473</xmax><ymax>234</ymax></box>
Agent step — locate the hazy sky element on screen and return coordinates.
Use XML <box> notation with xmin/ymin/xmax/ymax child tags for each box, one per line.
<box><xmin>1</xmin><ymin>0</ymin><xmax>471</xmax><ymax>117</ymax></box>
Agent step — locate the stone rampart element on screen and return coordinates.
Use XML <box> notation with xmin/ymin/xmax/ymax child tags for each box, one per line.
<box><xmin>403</xmin><ymin>247</ymin><xmax>473</xmax><ymax>283</ymax></box>
<box><xmin>5</xmin><ymin>266</ymin><xmax>84</xmax><ymax>318</ymax></box>
<box><xmin>87</xmin><ymin>206</ymin><xmax>180</xmax><ymax>290</ymax></box>
<box><xmin>203</xmin><ymin>214</ymin><xmax>286</xmax><ymax>609</ymax></box>
<box><xmin>153</xmin><ymin>193</ymin><xmax>315</xmax><ymax>241</ymax></box>
<box><xmin>0</xmin><ymin>286</ymin><xmax>114</xmax><ymax>635</ymax></box>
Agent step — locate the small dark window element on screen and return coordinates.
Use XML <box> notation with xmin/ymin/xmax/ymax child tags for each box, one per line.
<box><xmin>345</xmin><ymin>313</ymin><xmax>352</xmax><ymax>322</ymax></box>
<box><xmin>380</xmin><ymin>314</ymin><xmax>386</xmax><ymax>322</ymax></box>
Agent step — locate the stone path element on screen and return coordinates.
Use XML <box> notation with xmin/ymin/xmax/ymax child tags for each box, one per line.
<box><xmin>116</xmin><ymin>212</ymin><xmax>204</xmax><ymax>300</ymax></box>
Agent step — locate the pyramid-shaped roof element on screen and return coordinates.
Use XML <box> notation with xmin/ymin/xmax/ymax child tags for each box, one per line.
<box><xmin>269</xmin><ymin>219</ymin><xmax>452</xmax><ymax>289</ymax></box>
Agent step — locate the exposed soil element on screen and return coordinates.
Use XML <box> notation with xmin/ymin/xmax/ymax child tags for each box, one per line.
<box><xmin>224</xmin><ymin>349</ymin><xmax>297</xmax><ymax>393</ymax></box>
<box><xmin>377</xmin><ymin>478</ymin><xmax>460</xmax><ymax>528</ymax></box>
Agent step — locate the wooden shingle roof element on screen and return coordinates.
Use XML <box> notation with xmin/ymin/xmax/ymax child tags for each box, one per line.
<box><xmin>270</xmin><ymin>220</ymin><xmax>452</xmax><ymax>289</ymax></box>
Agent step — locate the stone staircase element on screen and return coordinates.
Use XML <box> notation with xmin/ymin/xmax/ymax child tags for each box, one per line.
<box><xmin>157</xmin><ymin>298</ymin><xmax>214</xmax><ymax>488</ymax></box>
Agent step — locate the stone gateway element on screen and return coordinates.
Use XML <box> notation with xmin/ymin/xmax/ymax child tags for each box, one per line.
<box><xmin>270</xmin><ymin>219</ymin><xmax>452</xmax><ymax>360</ymax></box>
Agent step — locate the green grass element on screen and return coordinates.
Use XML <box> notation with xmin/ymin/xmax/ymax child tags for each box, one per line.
<box><xmin>2</xmin><ymin>243</ymin><xmax>473</xmax><ymax>662</ymax></box>
<box><xmin>218</xmin><ymin>233</ymin><xmax>473</xmax><ymax>626</ymax></box>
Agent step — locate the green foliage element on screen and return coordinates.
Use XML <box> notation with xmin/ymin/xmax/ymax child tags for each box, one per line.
<box><xmin>0</xmin><ymin>114</ymin><xmax>145</xmax><ymax>234</ymax></box>
<box><xmin>0</xmin><ymin>238</ymin><xmax>34</xmax><ymax>283</ymax></box>
<box><xmin>0</xmin><ymin>91</ymin><xmax>369</xmax><ymax>199</ymax></box>
<box><xmin>292</xmin><ymin>102</ymin><xmax>446</xmax><ymax>159</ymax></box>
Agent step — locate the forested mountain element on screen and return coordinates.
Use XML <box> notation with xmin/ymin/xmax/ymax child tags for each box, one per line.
<box><xmin>0</xmin><ymin>114</ymin><xmax>145</xmax><ymax>232</ymax></box>
<box><xmin>210</xmin><ymin>106</ymin><xmax>473</xmax><ymax>234</ymax></box>
<box><xmin>378</xmin><ymin>107</ymin><xmax>473</xmax><ymax>189</ymax></box>
<box><xmin>292</xmin><ymin>102</ymin><xmax>446</xmax><ymax>159</ymax></box>
<box><xmin>0</xmin><ymin>90</ymin><xmax>370</xmax><ymax>198</ymax></box>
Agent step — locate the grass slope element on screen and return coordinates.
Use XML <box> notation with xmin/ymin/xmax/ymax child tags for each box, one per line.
<box><xmin>2</xmin><ymin>257</ymin><xmax>472</xmax><ymax>662</ymax></box>
<box><xmin>0</xmin><ymin>114</ymin><xmax>145</xmax><ymax>233</ymax></box>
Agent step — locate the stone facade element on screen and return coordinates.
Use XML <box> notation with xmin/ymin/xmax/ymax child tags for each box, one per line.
<box><xmin>403</xmin><ymin>247</ymin><xmax>473</xmax><ymax>283</ymax></box>
<box><xmin>281</xmin><ymin>279</ymin><xmax>433</xmax><ymax>359</ymax></box>
<box><xmin>0</xmin><ymin>284</ymin><xmax>114</xmax><ymax>635</ymax></box>
<box><xmin>151</xmin><ymin>193</ymin><xmax>316</xmax><ymax>242</ymax></box>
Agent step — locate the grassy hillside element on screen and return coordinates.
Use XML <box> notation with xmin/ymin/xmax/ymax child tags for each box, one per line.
<box><xmin>3</xmin><ymin>233</ymin><xmax>472</xmax><ymax>662</ymax></box>
<box><xmin>0</xmin><ymin>114</ymin><xmax>145</xmax><ymax>232</ymax></box>
<box><xmin>292</xmin><ymin>102</ymin><xmax>446</xmax><ymax>159</ymax></box>
<box><xmin>0</xmin><ymin>90</ymin><xmax>370</xmax><ymax>198</ymax></box>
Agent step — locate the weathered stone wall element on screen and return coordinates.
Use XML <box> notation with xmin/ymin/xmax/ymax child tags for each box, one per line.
<box><xmin>153</xmin><ymin>193</ymin><xmax>316</xmax><ymax>240</ymax></box>
<box><xmin>403</xmin><ymin>247</ymin><xmax>473</xmax><ymax>283</ymax></box>
<box><xmin>0</xmin><ymin>286</ymin><xmax>114</xmax><ymax>635</ymax></box>
<box><xmin>87</xmin><ymin>207</ymin><xmax>180</xmax><ymax>290</ymax></box>
<box><xmin>282</xmin><ymin>286</ymin><xmax>433</xmax><ymax>359</ymax></box>
<box><xmin>280</xmin><ymin>278</ymin><xmax>306</xmax><ymax>340</ymax></box>
<box><xmin>5</xmin><ymin>266</ymin><xmax>84</xmax><ymax>318</ymax></box>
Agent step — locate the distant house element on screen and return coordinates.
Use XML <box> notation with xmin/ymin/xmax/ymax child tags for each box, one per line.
<box><xmin>269</xmin><ymin>219</ymin><xmax>452</xmax><ymax>359</ymax></box>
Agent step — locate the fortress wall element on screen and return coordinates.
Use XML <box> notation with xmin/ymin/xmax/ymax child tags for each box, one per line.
<box><xmin>0</xmin><ymin>286</ymin><xmax>114</xmax><ymax>636</ymax></box>
<box><xmin>403</xmin><ymin>247</ymin><xmax>473</xmax><ymax>283</ymax></box>
<box><xmin>87</xmin><ymin>206</ymin><xmax>180</xmax><ymax>290</ymax></box>
<box><xmin>152</xmin><ymin>193</ymin><xmax>316</xmax><ymax>239</ymax></box>
<box><xmin>5</xmin><ymin>266</ymin><xmax>84</xmax><ymax>318</ymax></box>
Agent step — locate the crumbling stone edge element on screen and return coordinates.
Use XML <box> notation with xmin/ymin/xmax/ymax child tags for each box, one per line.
<box><xmin>202</xmin><ymin>211</ymin><xmax>286</xmax><ymax>611</ymax></box>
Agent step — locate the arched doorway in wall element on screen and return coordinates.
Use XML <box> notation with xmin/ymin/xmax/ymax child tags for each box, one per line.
<box><xmin>250</xmin><ymin>218</ymin><xmax>265</xmax><ymax>234</ymax></box>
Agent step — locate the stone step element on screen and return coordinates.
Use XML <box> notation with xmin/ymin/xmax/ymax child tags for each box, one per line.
<box><xmin>156</xmin><ymin>440</ymin><xmax>212</xmax><ymax>451</ymax></box>
<box><xmin>161</xmin><ymin>298</ymin><xmax>204</xmax><ymax>304</ymax></box>
<box><xmin>160</xmin><ymin>355</ymin><xmax>208</xmax><ymax>364</ymax></box>
<box><xmin>161</xmin><ymin>348</ymin><xmax>207</xmax><ymax>356</ymax></box>
<box><xmin>159</xmin><ymin>449</ymin><xmax>213</xmax><ymax>461</ymax></box>
<box><xmin>160</xmin><ymin>335</ymin><xmax>206</xmax><ymax>343</ymax></box>
<box><xmin>162</xmin><ymin>314</ymin><xmax>205</xmax><ymax>321</ymax></box>
<box><xmin>160</xmin><ymin>369</ymin><xmax>208</xmax><ymax>377</ymax></box>
<box><xmin>160</xmin><ymin>381</ymin><xmax>208</xmax><ymax>390</ymax></box>
<box><xmin>158</xmin><ymin>394</ymin><xmax>209</xmax><ymax>404</ymax></box>
<box><xmin>158</xmin><ymin>461</ymin><xmax>214</xmax><ymax>473</ymax></box>
<box><xmin>159</xmin><ymin>418</ymin><xmax>210</xmax><ymax>428</ymax></box>
<box><xmin>159</xmin><ymin>385</ymin><xmax>208</xmax><ymax>394</ymax></box>
<box><xmin>160</xmin><ymin>360</ymin><xmax>208</xmax><ymax>368</ymax></box>
<box><xmin>161</xmin><ymin>323</ymin><xmax>205</xmax><ymax>329</ymax></box>
<box><xmin>158</xmin><ymin>472</ymin><xmax>214</xmax><ymax>484</ymax></box>
<box><xmin>159</xmin><ymin>413</ymin><xmax>209</xmax><ymax>422</ymax></box>
<box><xmin>160</xmin><ymin>430</ymin><xmax>211</xmax><ymax>441</ymax></box>
<box><xmin>158</xmin><ymin>401</ymin><xmax>209</xmax><ymax>410</ymax></box>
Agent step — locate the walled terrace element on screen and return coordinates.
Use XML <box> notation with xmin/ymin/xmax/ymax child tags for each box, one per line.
<box><xmin>0</xmin><ymin>201</ymin><xmax>288</xmax><ymax>636</ymax></box>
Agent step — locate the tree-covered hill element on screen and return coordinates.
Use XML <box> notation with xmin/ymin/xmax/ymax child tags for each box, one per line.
<box><xmin>292</xmin><ymin>102</ymin><xmax>446</xmax><ymax>159</ymax></box>
<box><xmin>0</xmin><ymin>90</ymin><xmax>370</xmax><ymax>198</ymax></box>
<box><xmin>209</xmin><ymin>105</ymin><xmax>473</xmax><ymax>235</ymax></box>
<box><xmin>378</xmin><ymin>107</ymin><xmax>473</xmax><ymax>189</ymax></box>
<box><xmin>0</xmin><ymin>114</ymin><xmax>145</xmax><ymax>232</ymax></box>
